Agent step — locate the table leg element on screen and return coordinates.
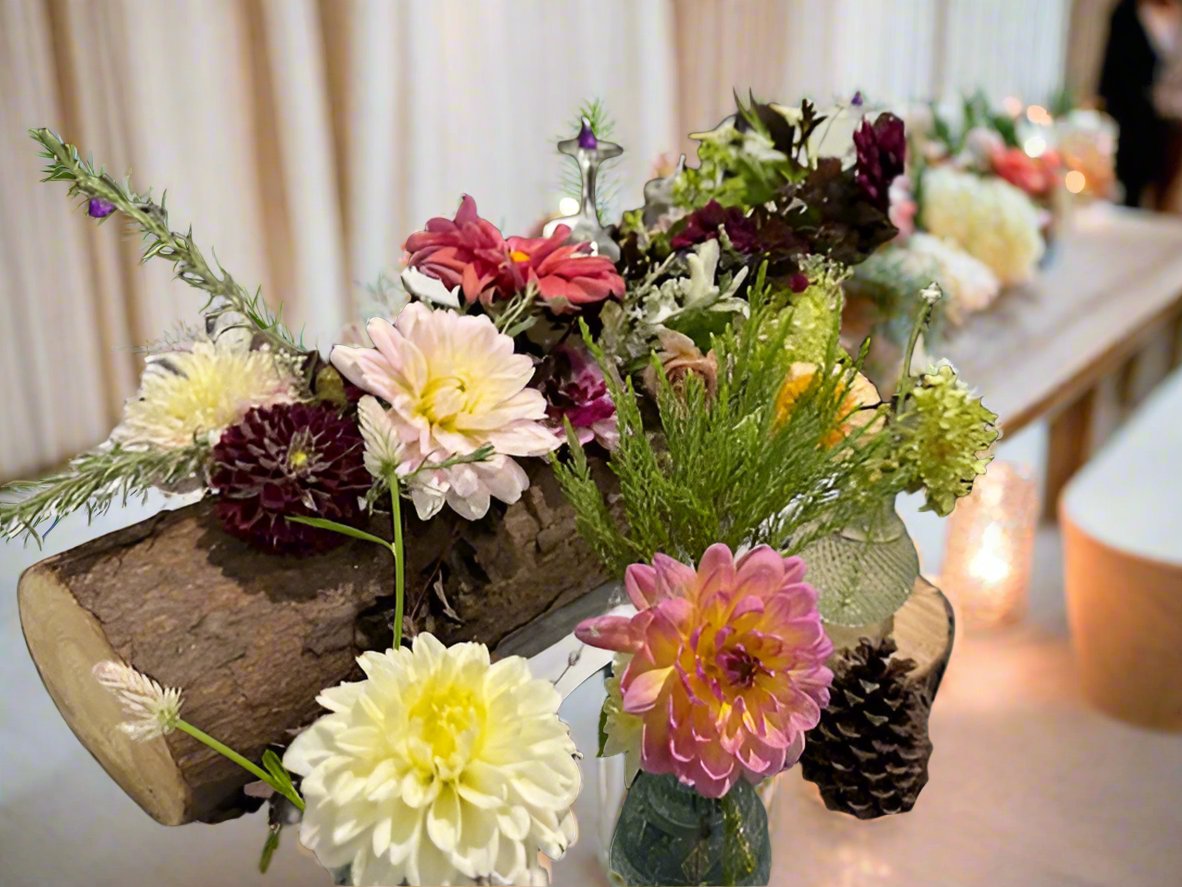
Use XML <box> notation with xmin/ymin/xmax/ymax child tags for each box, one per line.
<box><xmin>1044</xmin><ymin>387</ymin><xmax>1096</xmax><ymax>521</ymax></box>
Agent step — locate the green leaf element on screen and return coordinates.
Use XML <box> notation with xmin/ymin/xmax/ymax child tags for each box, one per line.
<box><xmin>261</xmin><ymin>749</ymin><xmax>304</xmax><ymax>809</ymax></box>
<box><xmin>597</xmin><ymin>702</ymin><xmax>610</xmax><ymax>758</ymax></box>
<box><xmin>285</xmin><ymin>516</ymin><xmax>391</xmax><ymax>549</ymax></box>
<box><xmin>27</xmin><ymin>128</ymin><xmax>303</xmax><ymax>354</ymax></box>
<box><xmin>258</xmin><ymin>824</ymin><xmax>281</xmax><ymax>874</ymax></box>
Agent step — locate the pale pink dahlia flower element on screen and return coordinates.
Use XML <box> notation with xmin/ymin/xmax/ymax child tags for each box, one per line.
<box><xmin>330</xmin><ymin>304</ymin><xmax>559</xmax><ymax>520</ymax></box>
<box><xmin>576</xmin><ymin>544</ymin><xmax>833</xmax><ymax>798</ymax></box>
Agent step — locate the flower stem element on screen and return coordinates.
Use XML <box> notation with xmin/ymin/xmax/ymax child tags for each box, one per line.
<box><xmin>389</xmin><ymin>477</ymin><xmax>405</xmax><ymax>649</ymax></box>
<box><xmin>894</xmin><ymin>289</ymin><xmax>938</xmax><ymax>409</ymax></box>
<box><xmin>174</xmin><ymin>720</ymin><xmax>304</xmax><ymax>810</ymax></box>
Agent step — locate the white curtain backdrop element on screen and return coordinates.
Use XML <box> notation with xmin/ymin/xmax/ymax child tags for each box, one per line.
<box><xmin>0</xmin><ymin>0</ymin><xmax>1072</xmax><ymax>481</ymax></box>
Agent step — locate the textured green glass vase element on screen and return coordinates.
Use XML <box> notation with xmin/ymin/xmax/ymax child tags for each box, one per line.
<box><xmin>608</xmin><ymin>772</ymin><xmax>771</xmax><ymax>886</ymax></box>
<box><xmin>798</xmin><ymin>497</ymin><xmax>920</xmax><ymax>627</ymax></box>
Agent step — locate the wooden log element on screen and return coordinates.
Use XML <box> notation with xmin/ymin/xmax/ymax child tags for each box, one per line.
<box><xmin>892</xmin><ymin>576</ymin><xmax>955</xmax><ymax>697</ymax></box>
<box><xmin>18</xmin><ymin>461</ymin><xmax>613</xmax><ymax>825</ymax></box>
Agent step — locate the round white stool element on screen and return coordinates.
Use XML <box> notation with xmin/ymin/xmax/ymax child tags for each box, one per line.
<box><xmin>1061</xmin><ymin>366</ymin><xmax>1182</xmax><ymax>730</ymax></box>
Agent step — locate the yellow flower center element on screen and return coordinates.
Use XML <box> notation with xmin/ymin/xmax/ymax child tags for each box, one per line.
<box><xmin>288</xmin><ymin>449</ymin><xmax>309</xmax><ymax>468</ymax></box>
<box><xmin>509</xmin><ymin>249</ymin><xmax>530</xmax><ymax>263</ymax></box>
<box><xmin>407</xmin><ymin>684</ymin><xmax>486</xmax><ymax>768</ymax></box>
<box><xmin>415</xmin><ymin>373</ymin><xmax>487</xmax><ymax>431</ymax></box>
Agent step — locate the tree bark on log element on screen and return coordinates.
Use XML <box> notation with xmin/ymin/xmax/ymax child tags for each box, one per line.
<box><xmin>18</xmin><ymin>460</ymin><xmax>614</xmax><ymax>825</ymax></box>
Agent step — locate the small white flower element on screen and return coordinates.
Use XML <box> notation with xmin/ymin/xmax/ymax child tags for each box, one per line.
<box><xmin>357</xmin><ymin>394</ymin><xmax>448</xmax><ymax>519</ymax></box>
<box><xmin>357</xmin><ymin>395</ymin><xmax>405</xmax><ymax>479</ymax></box>
<box><xmin>401</xmin><ymin>267</ymin><xmax>461</xmax><ymax>308</ymax></box>
<box><xmin>92</xmin><ymin>660</ymin><xmax>183</xmax><ymax>741</ymax></box>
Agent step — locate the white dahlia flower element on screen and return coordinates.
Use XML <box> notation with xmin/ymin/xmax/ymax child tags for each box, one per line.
<box><xmin>921</xmin><ymin>166</ymin><xmax>1044</xmax><ymax>286</ymax></box>
<box><xmin>900</xmin><ymin>233</ymin><xmax>1001</xmax><ymax>323</ymax></box>
<box><xmin>113</xmin><ymin>339</ymin><xmax>298</xmax><ymax>449</ymax></box>
<box><xmin>284</xmin><ymin>634</ymin><xmax>580</xmax><ymax>886</ymax></box>
<box><xmin>330</xmin><ymin>305</ymin><xmax>559</xmax><ymax>521</ymax></box>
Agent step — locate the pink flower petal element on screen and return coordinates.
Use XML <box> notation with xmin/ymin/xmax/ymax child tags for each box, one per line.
<box><xmin>624</xmin><ymin>563</ymin><xmax>660</xmax><ymax>609</ymax></box>
<box><xmin>573</xmin><ymin>615</ymin><xmax>641</xmax><ymax>652</ymax></box>
<box><xmin>651</xmin><ymin>553</ymin><xmax>696</xmax><ymax>599</ymax></box>
<box><xmin>622</xmin><ymin>666</ymin><xmax>673</xmax><ymax>714</ymax></box>
<box><xmin>695</xmin><ymin>543</ymin><xmax>737</xmax><ymax>598</ymax></box>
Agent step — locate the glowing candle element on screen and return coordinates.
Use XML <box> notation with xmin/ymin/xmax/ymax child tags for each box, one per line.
<box><xmin>942</xmin><ymin>463</ymin><xmax>1038</xmax><ymax>628</ymax></box>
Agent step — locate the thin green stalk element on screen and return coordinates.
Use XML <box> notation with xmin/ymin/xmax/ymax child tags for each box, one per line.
<box><xmin>894</xmin><ymin>285</ymin><xmax>939</xmax><ymax>407</ymax></box>
<box><xmin>29</xmin><ymin>128</ymin><xmax>301</xmax><ymax>354</ymax></box>
<box><xmin>389</xmin><ymin>477</ymin><xmax>405</xmax><ymax>649</ymax></box>
<box><xmin>175</xmin><ymin>720</ymin><xmax>304</xmax><ymax>811</ymax></box>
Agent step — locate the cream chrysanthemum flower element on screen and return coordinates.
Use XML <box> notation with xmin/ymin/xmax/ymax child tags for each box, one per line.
<box><xmin>921</xmin><ymin>166</ymin><xmax>1044</xmax><ymax>286</ymax></box>
<box><xmin>114</xmin><ymin>339</ymin><xmax>298</xmax><ymax>448</ymax></box>
<box><xmin>284</xmin><ymin>634</ymin><xmax>581</xmax><ymax>887</ymax></box>
<box><xmin>330</xmin><ymin>305</ymin><xmax>560</xmax><ymax>521</ymax></box>
<box><xmin>92</xmin><ymin>660</ymin><xmax>183</xmax><ymax>741</ymax></box>
<box><xmin>898</xmin><ymin>232</ymin><xmax>1001</xmax><ymax>323</ymax></box>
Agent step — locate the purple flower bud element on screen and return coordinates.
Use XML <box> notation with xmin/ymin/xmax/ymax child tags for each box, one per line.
<box><xmin>789</xmin><ymin>272</ymin><xmax>810</xmax><ymax>293</ymax></box>
<box><xmin>88</xmin><ymin>197</ymin><xmax>116</xmax><ymax>219</ymax></box>
<box><xmin>851</xmin><ymin>91</ymin><xmax>864</xmax><ymax>107</ymax></box>
<box><xmin>577</xmin><ymin>118</ymin><xmax>598</xmax><ymax>151</ymax></box>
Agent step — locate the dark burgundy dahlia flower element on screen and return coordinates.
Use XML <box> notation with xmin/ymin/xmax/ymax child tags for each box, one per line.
<box><xmin>853</xmin><ymin>112</ymin><xmax>906</xmax><ymax>211</ymax></box>
<box><xmin>210</xmin><ymin>402</ymin><xmax>370</xmax><ymax>555</ymax></box>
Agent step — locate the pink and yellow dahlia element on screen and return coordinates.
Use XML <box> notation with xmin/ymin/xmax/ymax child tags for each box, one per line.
<box><xmin>576</xmin><ymin>544</ymin><xmax>833</xmax><ymax>798</ymax></box>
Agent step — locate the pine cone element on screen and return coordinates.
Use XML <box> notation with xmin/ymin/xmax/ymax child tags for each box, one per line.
<box><xmin>799</xmin><ymin>637</ymin><xmax>933</xmax><ymax>819</ymax></box>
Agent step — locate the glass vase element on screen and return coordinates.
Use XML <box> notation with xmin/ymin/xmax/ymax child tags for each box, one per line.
<box><xmin>607</xmin><ymin>771</ymin><xmax>771</xmax><ymax>886</ymax></box>
<box><xmin>797</xmin><ymin>496</ymin><xmax>920</xmax><ymax>642</ymax></box>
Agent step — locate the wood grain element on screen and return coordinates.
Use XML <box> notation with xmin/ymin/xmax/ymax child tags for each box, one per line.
<box><xmin>17</xmin><ymin>460</ymin><xmax>614</xmax><ymax>824</ymax></box>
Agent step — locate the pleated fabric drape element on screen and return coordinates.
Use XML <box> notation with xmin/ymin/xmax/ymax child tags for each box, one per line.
<box><xmin>0</xmin><ymin>0</ymin><xmax>1076</xmax><ymax>481</ymax></box>
<box><xmin>0</xmin><ymin>0</ymin><xmax>679</xmax><ymax>480</ymax></box>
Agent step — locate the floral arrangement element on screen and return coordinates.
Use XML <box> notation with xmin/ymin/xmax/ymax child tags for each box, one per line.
<box><xmin>848</xmin><ymin>92</ymin><xmax>1067</xmax><ymax>350</ymax></box>
<box><xmin>3</xmin><ymin>94</ymin><xmax>998</xmax><ymax>887</ymax></box>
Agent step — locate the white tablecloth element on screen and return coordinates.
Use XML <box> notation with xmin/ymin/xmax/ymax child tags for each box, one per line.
<box><xmin>3</xmin><ymin>502</ymin><xmax>1181</xmax><ymax>886</ymax></box>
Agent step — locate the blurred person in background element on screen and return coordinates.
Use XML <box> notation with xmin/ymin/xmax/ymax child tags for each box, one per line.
<box><xmin>1099</xmin><ymin>0</ymin><xmax>1182</xmax><ymax>209</ymax></box>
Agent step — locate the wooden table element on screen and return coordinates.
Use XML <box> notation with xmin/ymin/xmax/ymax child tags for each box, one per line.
<box><xmin>941</xmin><ymin>204</ymin><xmax>1182</xmax><ymax>514</ymax></box>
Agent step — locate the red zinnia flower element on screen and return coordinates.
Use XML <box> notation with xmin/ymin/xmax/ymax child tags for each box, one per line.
<box><xmin>501</xmin><ymin>225</ymin><xmax>625</xmax><ymax>310</ymax></box>
<box><xmin>403</xmin><ymin>195</ymin><xmax>507</xmax><ymax>304</ymax></box>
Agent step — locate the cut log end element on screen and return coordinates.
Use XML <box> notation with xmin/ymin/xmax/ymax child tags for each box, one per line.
<box><xmin>19</xmin><ymin>566</ymin><xmax>191</xmax><ymax>824</ymax></box>
<box><xmin>893</xmin><ymin>577</ymin><xmax>955</xmax><ymax>693</ymax></box>
<box><xmin>823</xmin><ymin>577</ymin><xmax>954</xmax><ymax>694</ymax></box>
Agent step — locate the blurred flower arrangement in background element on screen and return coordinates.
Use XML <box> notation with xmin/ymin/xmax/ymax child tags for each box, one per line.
<box><xmin>845</xmin><ymin>91</ymin><xmax>1118</xmax><ymax>378</ymax></box>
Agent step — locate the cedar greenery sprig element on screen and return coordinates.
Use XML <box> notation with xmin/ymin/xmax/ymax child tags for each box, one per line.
<box><xmin>29</xmin><ymin>127</ymin><xmax>303</xmax><ymax>354</ymax></box>
<box><xmin>554</xmin><ymin>266</ymin><xmax>908</xmax><ymax>574</ymax></box>
<box><xmin>0</xmin><ymin>443</ymin><xmax>208</xmax><ymax>545</ymax></box>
